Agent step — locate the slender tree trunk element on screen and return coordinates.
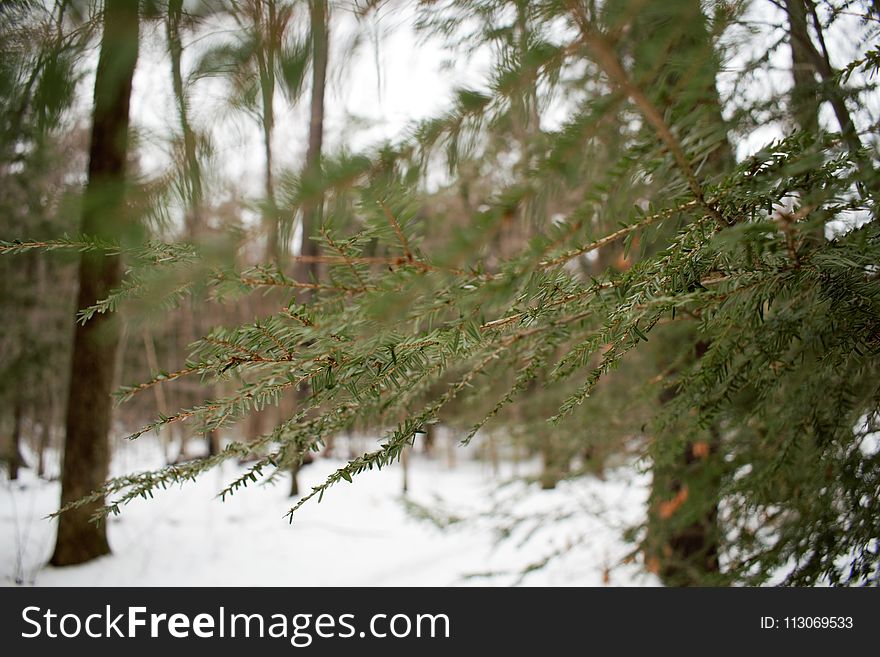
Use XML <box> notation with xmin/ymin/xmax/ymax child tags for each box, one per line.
<box><xmin>290</xmin><ymin>0</ymin><xmax>329</xmax><ymax>497</ymax></box>
<box><xmin>262</xmin><ymin>90</ymin><xmax>277</xmax><ymax>258</ymax></box>
<box><xmin>36</xmin><ymin>398</ymin><xmax>51</xmax><ymax>479</ymax></box>
<box><xmin>401</xmin><ymin>444</ymin><xmax>410</xmax><ymax>494</ymax></box>
<box><xmin>539</xmin><ymin>432</ymin><xmax>566</xmax><ymax>490</ymax></box>
<box><xmin>206</xmin><ymin>429</ymin><xmax>221</xmax><ymax>456</ymax></box>
<box><xmin>791</xmin><ymin>0</ymin><xmax>876</xmax><ymax>193</ymax></box>
<box><xmin>512</xmin><ymin>4</ymin><xmax>564</xmax><ymax>490</ymax></box>
<box><xmin>785</xmin><ymin>0</ymin><xmax>826</xmax><ymax>247</ymax></box>
<box><xmin>168</xmin><ymin>0</ymin><xmax>222</xmax><ymax>458</ymax></box>
<box><xmin>785</xmin><ymin>0</ymin><xmax>820</xmax><ymax>136</ymax></box>
<box><xmin>423</xmin><ymin>422</ymin><xmax>435</xmax><ymax>456</ymax></box>
<box><xmin>167</xmin><ymin>0</ymin><xmax>203</xmax><ymax>228</ymax></box>
<box><xmin>298</xmin><ymin>0</ymin><xmax>328</xmax><ymax>273</ymax></box>
<box><xmin>51</xmin><ymin>0</ymin><xmax>138</xmax><ymax>567</ymax></box>
<box><xmin>142</xmin><ymin>329</ymin><xmax>172</xmax><ymax>462</ymax></box>
<box><xmin>8</xmin><ymin>399</ymin><xmax>24</xmax><ymax>480</ymax></box>
<box><xmin>255</xmin><ymin>0</ymin><xmax>280</xmax><ymax>263</ymax></box>
<box><xmin>487</xmin><ymin>432</ymin><xmax>500</xmax><ymax>477</ymax></box>
<box><xmin>446</xmin><ymin>428</ymin><xmax>457</xmax><ymax>470</ymax></box>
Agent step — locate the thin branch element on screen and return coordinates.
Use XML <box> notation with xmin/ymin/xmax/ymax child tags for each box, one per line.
<box><xmin>566</xmin><ymin>3</ymin><xmax>725</xmax><ymax>226</ymax></box>
<box><xmin>378</xmin><ymin>199</ymin><xmax>414</xmax><ymax>262</ymax></box>
<box><xmin>538</xmin><ymin>200</ymin><xmax>698</xmax><ymax>269</ymax></box>
<box><xmin>320</xmin><ymin>227</ymin><xmax>370</xmax><ymax>292</ymax></box>
<box><xmin>481</xmin><ymin>281</ymin><xmax>616</xmax><ymax>332</ymax></box>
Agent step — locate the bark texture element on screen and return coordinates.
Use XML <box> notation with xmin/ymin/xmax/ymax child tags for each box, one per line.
<box><xmin>51</xmin><ymin>0</ymin><xmax>138</xmax><ymax>566</ymax></box>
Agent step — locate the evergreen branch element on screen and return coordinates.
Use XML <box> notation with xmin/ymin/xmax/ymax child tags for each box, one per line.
<box><xmin>0</xmin><ymin>237</ymin><xmax>200</xmax><ymax>262</ymax></box>
<box><xmin>481</xmin><ymin>280</ymin><xmax>616</xmax><ymax>331</ymax></box>
<box><xmin>256</xmin><ymin>320</ymin><xmax>295</xmax><ymax>360</ymax></box>
<box><xmin>124</xmin><ymin>373</ymin><xmax>311</xmax><ymax>441</ymax></box>
<box><xmin>378</xmin><ymin>199</ymin><xmax>414</xmax><ymax>262</ymax></box>
<box><xmin>285</xmin><ymin>342</ymin><xmax>513</xmax><ymax>519</ymax></box>
<box><xmin>462</xmin><ymin>334</ymin><xmax>563</xmax><ymax>445</ymax></box>
<box><xmin>0</xmin><ymin>236</ymin><xmax>123</xmax><ymax>255</ymax></box>
<box><xmin>567</xmin><ymin>4</ymin><xmax>725</xmax><ymax>226</ymax></box>
<box><xmin>319</xmin><ymin>226</ymin><xmax>370</xmax><ymax>291</ymax></box>
<box><xmin>230</xmin><ymin>266</ymin><xmax>364</xmax><ymax>292</ymax></box>
<box><xmin>201</xmin><ymin>336</ymin><xmax>266</xmax><ymax>361</ymax></box>
<box><xmin>115</xmin><ymin>365</ymin><xmax>206</xmax><ymax>404</ymax></box>
<box><xmin>538</xmin><ymin>200</ymin><xmax>699</xmax><ymax>269</ymax></box>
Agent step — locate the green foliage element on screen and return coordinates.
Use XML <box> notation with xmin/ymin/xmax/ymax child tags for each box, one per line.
<box><xmin>4</xmin><ymin>0</ymin><xmax>880</xmax><ymax>585</ymax></box>
<box><xmin>0</xmin><ymin>1</ymin><xmax>91</xmax><ymax>425</ymax></box>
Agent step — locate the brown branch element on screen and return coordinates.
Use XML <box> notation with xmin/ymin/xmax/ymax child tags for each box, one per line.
<box><xmin>539</xmin><ymin>200</ymin><xmax>698</xmax><ymax>269</ymax></box>
<box><xmin>320</xmin><ymin>228</ymin><xmax>371</xmax><ymax>292</ymax></box>
<box><xmin>566</xmin><ymin>3</ymin><xmax>725</xmax><ymax>227</ymax></box>
<box><xmin>117</xmin><ymin>365</ymin><xmax>205</xmax><ymax>399</ymax></box>
<box><xmin>127</xmin><ymin>375</ymin><xmax>310</xmax><ymax>439</ymax></box>
<box><xmin>481</xmin><ymin>281</ymin><xmax>616</xmax><ymax>332</ymax></box>
<box><xmin>379</xmin><ymin>199</ymin><xmax>414</xmax><ymax>262</ymax></box>
<box><xmin>257</xmin><ymin>323</ymin><xmax>295</xmax><ymax>360</ymax></box>
<box><xmin>237</xmin><ymin>275</ymin><xmax>361</xmax><ymax>292</ymax></box>
<box><xmin>202</xmin><ymin>336</ymin><xmax>264</xmax><ymax>361</ymax></box>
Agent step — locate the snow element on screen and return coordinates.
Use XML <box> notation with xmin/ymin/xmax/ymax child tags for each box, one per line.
<box><xmin>1</xmin><ymin>436</ymin><xmax>656</xmax><ymax>587</ymax></box>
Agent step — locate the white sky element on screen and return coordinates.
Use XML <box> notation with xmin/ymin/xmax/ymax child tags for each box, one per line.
<box><xmin>129</xmin><ymin>2</ymin><xmax>492</xmax><ymax>210</ymax></box>
<box><xmin>94</xmin><ymin>1</ymin><xmax>877</xmax><ymax>233</ymax></box>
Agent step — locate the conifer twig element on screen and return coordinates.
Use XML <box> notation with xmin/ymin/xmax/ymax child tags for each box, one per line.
<box><xmin>539</xmin><ymin>200</ymin><xmax>699</xmax><ymax>269</ymax></box>
<box><xmin>378</xmin><ymin>199</ymin><xmax>414</xmax><ymax>262</ymax></box>
<box><xmin>566</xmin><ymin>3</ymin><xmax>725</xmax><ymax>227</ymax></box>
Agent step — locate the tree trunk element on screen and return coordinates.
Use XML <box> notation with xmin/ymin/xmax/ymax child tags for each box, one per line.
<box><xmin>625</xmin><ymin>0</ymin><xmax>732</xmax><ymax>586</ymax></box>
<box><xmin>446</xmin><ymin>428</ymin><xmax>457</xmax><ymax>470</ymax></box>
<box><xmin>168</xmin><ymin>0</ymin><xmax>221</xmax><ymax>458</ymax></box>
<box><xmin>788</xmin><ymin>0</ymin><xmax>877</xmax><ymax>193</ymax></box>
<box><xmin>36</xmin><ymin>395</ymin><xmax>52</xmax><ymax>478</ymax></box>
<box><xmin>401</xmin><ymin>444</ymin><xmax>409</xmax><ymax>494</ymax></box>
<box><xmin>290</xmin><ymin>0</ymin><xmax>329</xmax><ymax>497</ymax></box>
<box><xmin>785</xmin><ymin>0</ymin><xmax>825</xmax><ymax>247</ymax></box>
<box><xmin>539</xmin><ymin>432</ymin><xmax>566</xmax><ymax>490</ymax></box>
<box><xmin>423</xmin><ymin>422</ymin><xmax>435</xmax><ymax>456</ymax></box>
<box><xmin>297</xmin><ymin>0</ymin><xmax>328</xmax><ymax>274</ymax></box>
<box><xmin>206</xmin><ymin>429</ymin><xmax>221</xmax><ymax>456</ymax></box>
<box><xmin>51</xmin><ymin>0</ymin><xmax>138</xmax><ymax>567</ymax></box>
<box><xmin>256</xmin><ymin>0</ymin><xmax>279</xmax><ymax>263</ymax></box>
<box><xmin>142</xmin><ymin>329</ymin><xmax>172</xmax><ymax>462</ymax></box>
<box><xmin>8</xmin><ymin>399</ymin><xmax>24</xmax><ymax>481</ymax></box>
<box><xmin>167</xmin><ymin>0</ymin><xmax>203</xmax><ymax>231</ymax></box>
<box><xmin>785</xmin><ymin>0</ymin><xmax>820</xmax><ymax>136</ymax></box>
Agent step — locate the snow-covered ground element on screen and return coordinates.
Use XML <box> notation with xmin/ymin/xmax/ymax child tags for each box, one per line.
<box><xmin>1</xmin><ymin>436</ymin><xmax>656</xmax><ymax>587</ymax></box>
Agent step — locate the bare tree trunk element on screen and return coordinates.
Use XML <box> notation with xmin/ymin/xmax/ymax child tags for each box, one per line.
<box><xmin>290</xmin><ymin>0</ymin><xmax>329</xmax><ymax>497</ymax></box>
<box><xmin>142</xmin><ymin>329</ymin><xmax>173</xmax><ymax>462</ymax></box>
<box><xmin>539</xmin><ymin>432</ymin><xmax>565</xmax><ymax>490</ymax></box>
<box><xmin>401</xmin><ymin>444</ymin><xmax>410</xmax><ymax>494</ymax></box>
<box><xmin>168</xmin><ymin>0</ymin><xmax>222</xmax><ymax>459</ymax></box>
<box><xmin>785</xmin><ymin>0</ymin><xmax>820</xmax><ymax>136</ymax></box>
<box><xmin>423</xmin><ymin>422</ymin><xmax>435</xmax><ymax>456</ymax></box>
<box><xmin>785</xmin><ymin>0</ymin><xmax>826</xmax><ymax>249</ymax></box>
<box><xmin>167</xmin><ymin>0</ymin><xmax>203</xmax><ymax>226</ymax></box>
<box><xmin>255</xmin><ymin>0</ymin><xmax>279</xmax><ymax>263</ymax></box>
<box><xmin>487</xmin><ymin>432</ymin><xmax>499</xmax><ymax>477</ymax></box>
<box><xmin>8</xmin><ymin>399</ymin><xmax>24</xmax><ymax>481</ymax></box>
<box><xmin>51</xmin><ymin>0</ymin><xmax>138</xmax><ymax>567</ymax></box>
<box><xmin>206</xmin><ymin>428</ymin><xmax>221</xmax><ymax>456</ymax></box>
<box><xmin>446</xmin><ymin>428</ymin><xmax>457</xmax><ymax>470</ymax></box>
<box><xmin>36</xmin><ymin>394</ymin><xmax>53</xmax><ymax>479</ymax></box>
<box><xmin>297</xmin><ymin>0</ymin><xmax>328</xmax><ymax>275</ymax></box>
<box><xmin>512</xmin><ymin>5</ymin><xmax>561</xmax><ymax>489</ymax></box>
